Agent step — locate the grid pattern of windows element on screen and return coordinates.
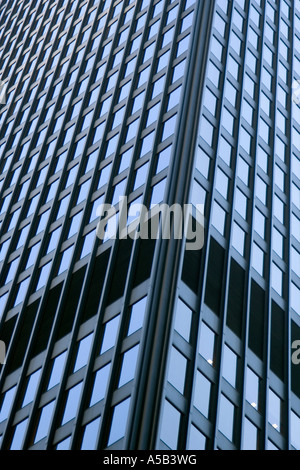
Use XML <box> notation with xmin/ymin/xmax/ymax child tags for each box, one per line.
<box><xmin>0</xmin><ymin>0</ymin><xmax>199</xmax><ymax>450</ymax></box>
<box><xmin>157</xmin><ymin>0</ymin><xmax>300</xmax><ymax>451</ymax></box>
<box><xmin>1</xmin><ymin>0</ymin><xmax>299</xmax><ymax>452</ymax></box>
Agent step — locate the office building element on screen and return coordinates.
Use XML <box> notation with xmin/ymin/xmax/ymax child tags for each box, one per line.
<box><xmin>0</xmin><ymin>0</ymin><xmax>300</xmax><ymax>450</ymax></box>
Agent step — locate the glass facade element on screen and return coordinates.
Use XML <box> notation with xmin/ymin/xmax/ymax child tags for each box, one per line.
<box><xmin>0</xmin><ymin>0</ymin><xmax>299</xmax><ymax>451</ymax></box>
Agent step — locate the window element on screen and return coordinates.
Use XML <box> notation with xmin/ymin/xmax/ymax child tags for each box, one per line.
<box><xmin>167</xmin><ymin>347</ymin><xmax>187</xmax><ymax>394</ymax></box>
<box><xmin>160</xmin><ymin>400</ymin><xmax>180</xmax><ymax>450</ymax></box>
<box><xmin>36</xmin><ymin>262</ymin><xmax>52</xmax><ymax>291</ymax></box>
<box><xmin>61</xmin><ymin>382</ymin><xmax>83</xmax><ymax>425</ymax></box>
<box><xmin>174</xmin><ymin>299</ymin><xmax>192</xmax><ymax>342</ymax></box>
<box><xmin>107</xmin><ymin>397</ymin><xmax>131</xmax><ymax>446</ymax></box>
<box><xmin>68</xmin><ymin>212</ymin><xmax>83</xmax><ymax>239</ymax></box>
<box><xmin>199</xmin><ymin>323</ymin><xmax>216</xmax><ymax>366</ymax></box>
<box><xmin>252</xmin><ymin>243</ymin><xmax>264</xmax><ymax>277</ymax></box>
<box><xmin>47</xmin><ymin>352</ymin><xmax>67</xmax><ymax>390</ymax></box>
<box><xmin>57</xmin><ymin>246</ymin><xmax>74</xmax><ymax>275</ymax></box>
<box><xmin>218</xmin><ymin>395</ymin><xmax>235</xmax><ymax>442</ymax></box>
<box><xmin>100</xmin><ymin>315</ymin><xmax>120</xmax><ymax>354</ymax></box>
<box><xmin>254</xmin><ymin>208</ymin><xmax>266</xmax><ymax>239</ymax></box>
<box><xmin>268</xmin><ymin>389</ymin><xmax>282</xmax><ymax>432</ymax></box>
<box><xmin>90</xmin><ymin>364</ymin><xmax>110</xmax><ymax>406</ymax></box>
<box><xmin>212</xmin><ymin>201</ymin><xmax>226</xmax><ymax>235</ymax></box>
<box><xmin>246</xmin><ymin>367</ymin><xmax>260</xmax><ymax>410</ymax></box>
<box><xmin>187</xmin><ymin>425</ymin><xmax>206</xmax><ymax>450</ymax></box>
<box><xmin>127</xmin><ymin>297</ymin><xmax>147</xmax><ymax>336</ymax></box>
<box><xmin>291</xmin><ymin>411</ymin><xmax>300</xmax><ymax>450</ymax></box>
<box><xmin>10</xmin><ymin>419</ymin><xmax>29</xmax><ymax>450</ymax></box>
<box><xmin>193</xmin><ymin>371</ymin><xmax>211</xmax><ymax>418</ymax></box>
<box><xmin>118</xmin><ymin>345</ymin><xmax>140</xmax><ymax>388</ymax></box>
<box><xmin>73</xmin><ymin>333</ymin><xmax>93</xmax><ymax>372</ymax></box>
<box><xmin>81</xmin><ymin>417</ymin><xmax>101</xmax><ymax>450</ymax></box>
<box><xmin>34</xmin><ymin>401</ymin><xmax>55</xmax><ymax>444</ymax></box>
<box><xmin>203</xmin><ymin>87</ymin><xmax>217</xmax><ymax>116</ymax></box>
<box><xmin>22</xmin><ymin>369</ymin><xmax>42</xmax><ymax>407</ymax></box>
<box><xmin>232</xmin><ymin>223</ymin><xmax>245</xmax><ymax>256</ymax></box>
<box><xmin>242</xmin><ymin>418</ymin><xmax>259</xmax><ymax>450</ymax></box>
<box><xmin>222</xmin><ymin>345</ymin><xmax>237</xmax><ymax>388</ymax></box>
<box><xmin>215</xmin><ymin>168</ymin><xmax>229</xmax><ymax>199</ymax></box>
<box><xmin>0</xmin><ymin>386</ymin><xmax>17</xmax><ymax>423</ymax></box>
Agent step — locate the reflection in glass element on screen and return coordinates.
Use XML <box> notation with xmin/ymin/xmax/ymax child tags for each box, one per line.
<box><xmin>218</xmin><ymin>394</ymin><xmax>235</xmax><ymax>442</ymax></box>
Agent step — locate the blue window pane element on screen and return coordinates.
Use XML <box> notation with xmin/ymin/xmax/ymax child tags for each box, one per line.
<box><xmin>268</xmin><ymin>389</ymin><xmax>282</xmax><ymax>432</ymax></box>
<box><xmin>36</xmin><ymin>262</ymin><xmax>52</xmax><ymax>291</ymax></box>
<box><xmin>167</xmin><ymin>347</ymin><xmax>187</xmax><ymax>394</ymax></box>
<box><xmin>242</xmin><ymin>418</ymin><xmax>258</xmax><ymax>450</ymax></box>
<box><xmin>291</xmin><ymin>411</ymin><xmax>300</xmax><ymax>450</ymax></box>
<box><xmin>267</xmin><ymin>440</ymin><xmax>279</xmax><ymax>450</ymax></box>
<box><xmin>0</xmin><ymin>239</ymin><xmax>10</xmax><ymax>264</ymax></box>
<box><xmin>56</xmin><ymin>436</ymin><xmax>71</xmax><ymax>450</ymax></box>
<box><xmin>160</xmin><ymin>400</ymin><xmax>180</xmax><ymax>450</ymax></box>
<box><xmin>106</xmin><ymin>134</ymin><xmax>119</xmax><ymax>158</ymax></box>
<box><xmin>140</xmin><ymin>131</ymin><xmax>155</xmax><ymax>158</ymax></box>
<box><xmin>193</xmin><ymin>371</ymin><xmax>211</xmax><ymax>418</ymax></box>
<box><xmin>218</xmin><ymin>395</ymin><xmax>235</xmax><ymax>442</ymax></box>
<box><xmin>150</xmin><ymin>178</ymin><xmax>166</xmax><ymax>207</ymax></box>
<box><xmin>17</xmin><ymin>224</ymin><xmax>31</xmax><ymax>248</ymax></box>
<box><xmin>61</xmin><ymin>382</ymin><xmax>83</xmax><ymax>425</ymax></box>
<box><xmin>26</xmin><ymin>243</ymin><xmax>40</xmax><ymax>269</ymax></box>
<box><xmin>187</xmin><ymin>425</ymin><xmax>206</xmax><ymax>450</ymax></box>
<box><xmin>81</xmin><ymin>417</ymin><xmax>101</xmax><ymax>450</ymax></box>
<box><xmin>80</xmin><ymin>231</ymin><xmax>95</xmax><ymax>259</ymax></box>
<box><xmin>245</xmin><ymin>367</ymin><xmax>260</xmax><ymax>410</ymax></box>
<box><xmin>68</xmin><ymin>212</ymin><xmax>83</xmax><ymax>239</ymax></box>
<box><xmin>0</xmin><ymin>292</ymin><xmax>9</xmax><ymax>319</ymax></box>
<box><xmin>73</xmin><ymin>333</ymin><xmax>93</xmax><ymax>372</ymax></box>
<box><xmin>77</xmin><ymin>179</ymin><xmax>91</xmax><ymax>204</ymax></box>
<box><xmin>85</xmin><ymin>151</ymin><xmax>98</xmax><ymax>173</ymax></box>
<box><xmin>128</xmin><ymin>297</ymin><xmax>147</xmax><ymax>335</ymax></box>
<box><xmin>10</xmin><ymin>419</ymin><xmax>29</xmax><ymax>450</ymax></box>
<box><xmin>22</xmin><ymin>369</ymin><xmax>42</xmax><ymax>407</ymax></box>
<box><xmin>156</xmin><ymin>145</ymin><xmax>172</xmax><ymax>173</ymax></box>
<box><xmin>90</xmin><ymin>364</ymin><xmax>110</xmax><ymax>406</ymax></box>
<box><xmin>48</xmin><ymin>351</ymin><xmax>67</xmax><ymax>390</ymax></box>
<box><xmin>14</xmin><ymin>277</ymin><xmax>30</xmax><ymax>307</ymax></box>
<box><xmin>107</xmin><ymin>397</ymin><xmax>131</xmax><ymax>446</ymax></box>
<box><xmin>34</xmin><ymin>401</ymin><xmax>55</xmax><ymax>443</ymax></box>
<box><xmin>162</xmin><ymin>114</ymin><xmax>177</xmax><ymax>141</ymax></box>
<box><xmin>199</xmin><ymin>322</ymin><xmax>216</xmax><ymax>366</ymax></box>
<box><xmin>126</xmin><ymin>118</ymin><xmax>140</xmax><ymax>143</ymax></box>
<box><xmin>58</xmin><ymin>246</ymin><xmax>74</xmax><ymax>275</ymax></box>
<box><xmin>222</xmin><ymin>345</ymin><xmax>237</xmax><ymax>388</ymax></box>
<box><xmin>98</xmin><ymin>163</ymin><xmax>112</xmax><ymax>189</ymax></box>
<box><xmin>5</xmin><ymin>258</ymin><xmax>19</xmax><ymax>284</ymax></box>
<box><xmin>36</xmin><ymin>211</ymin><xmax>50</xmax><ymax>236</ymax></box>
<box><xmin>118</xmin><ymin>345</ymin><xmax>140</xmax><ymax>388</ymax></box>
<box><xmin>133</xmin><ymin>163</ymin><xmax>149</xmax><ymax>190</ymax></box>
<box><xmin>0</xmin><ymin>386</ymin><xmax>17</xmax><ymax>423</ymax></box>
<box><xmin>112</xmin><ymin>179</ymin><xmax>127</xmax><ymax>206</ymax></box>
<box><xmin>119</xmin><ymin>147</ymin><xmax>133</xmax><ymax>173</ymax></box>
<box><xmin>47</xmin><ymin>227</ymin><xmax>62</xmax><ymax>254</ymax></box>
<box><xmin>174</xmin><ymin>299</ymin><xmax>192</xmax><ymax>342</ymax></box>
<box><xmin>90</xmin><ymin>196</ymin><xmax>104</xmax><ymax>222</ymax></box>
<box><xmin>100</xmin><ymin>315</ymin><xmax>120</xmax><ymax>354</ymax></box>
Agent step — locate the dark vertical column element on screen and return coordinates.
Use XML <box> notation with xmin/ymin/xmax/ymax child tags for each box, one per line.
<box><xmin>127</xmin><ymin>0</ymin><xmax>216</xmax><ymax>450</ymax></box>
